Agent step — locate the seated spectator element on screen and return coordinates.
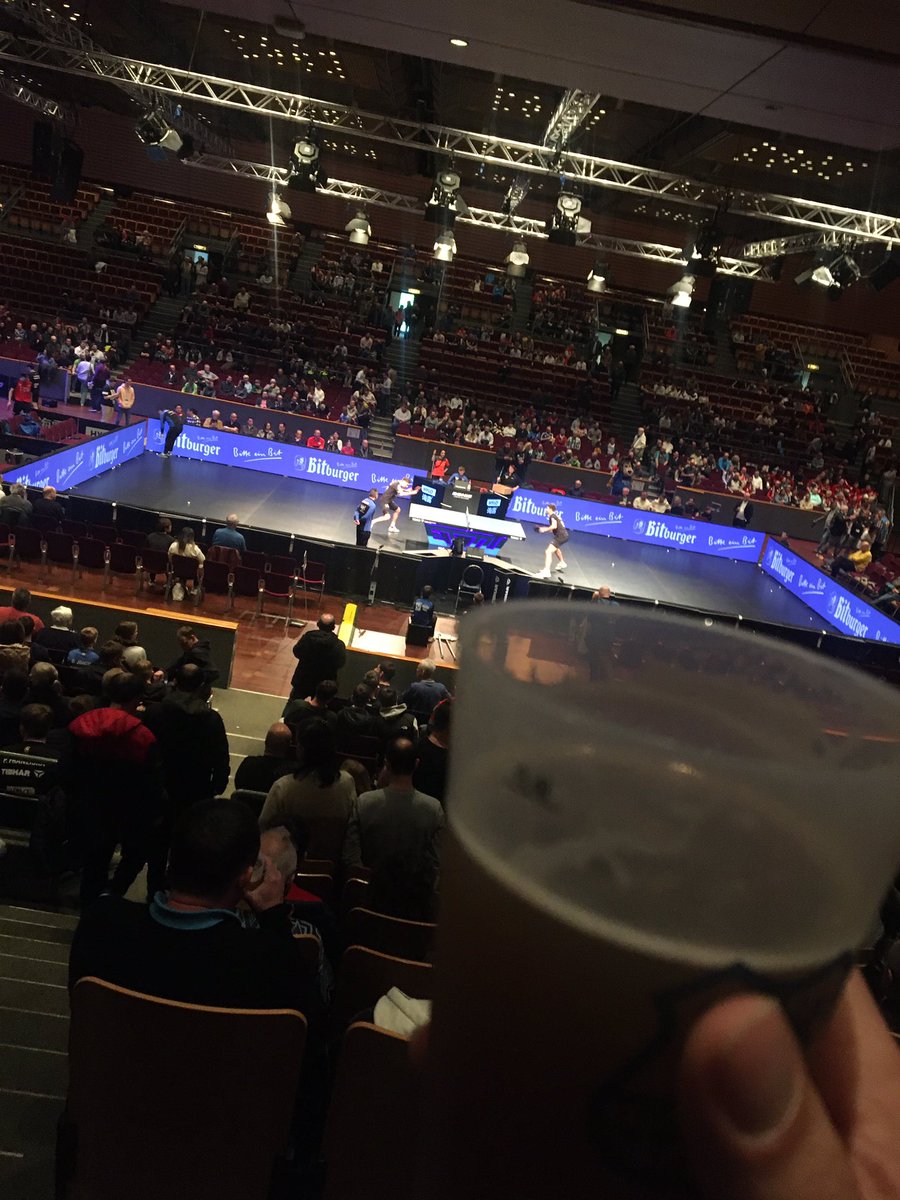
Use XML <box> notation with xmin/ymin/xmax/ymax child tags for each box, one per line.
<box><xmin>210</xmin><ymin>513</ymin><xmax>246</xmax><ymax>555</ymax></box>
<box><xmin>27</xmin><ymin>662</ymin><xmax>71</xmax><ymax>727</ymax></box>
<box><xmin>259</xmin><ymin>721</ymin><xmax>356</xmax><ymax>862</ymax></box>
<box><xmin>0</xmin><ymin>483</ymin><xmax>33</xmax><ymax>524</ymax></box>
<box><xmin>68</xmin><ymin>797</ymin><xmax>317</xmax><ymax>1012</ymax></box>
<box><xmin>237</xmin><ymin>824</ymin><xmax>331</xmax><ymax>1003</ymax></box>
<box><xmin>413</xmin><ymin>698</ymin><xmax>451</xmax><ymax>804</ymax></box>
<box><xmin>0</xmin><ymin>587</ymin><xmax>44</xmax><ymax>633</ymax></box>
<box><xmin>0</xmin><ymin>669</ymin><xmax>29</xmax><ymax>745</ymax></box>
<box><xmin>378</xmin><ymin>688</ymin><xmax>417</xmax><ymax>741</ymax></box>
<box><xmin>283</xmin><ymin>679</ymin><xmax>338</xmax><ymax>734</ymax></box>
<box><xmin>306</xmin><ymin>429</ymin><xmax>326</xmax><ymax>450</ymax></box>
<box><xmin>830</xmin><ymin>539</ymin><xmax>873</xmax><ymax>579</ymax></box>
<box><xmin>2</xmin><ymin>701</ymin><xmax>65</xmax><ymax>760</ymax></box>
<box><xmin>233</xmin><ymin>722</ymin><xmax>295</xmax><ymax>794</ymax></box>
<box><xmin>343</xmin><ymin>736</ymin><xmax>444</xmax><ymax>875</ymax></box>
<box><xmin>410</xmin><ymin>584</ymin><xmax>436</xmax><ymax>630</ymax></box>
<box><xmin>111</xmin><ymin>620</ymin><xmax>146</xmax><ymax>660</ymax></box>
<box><xmin>31</xmin><ymin>486</ymin><xmax>65</xmax><ymax>526</ymax></box>
<box><xmin>0</xmin><ymin>620</ymin><xmax>30</xmax><ymax>677</ymax></box>
<box><xmin>165</xmin><ymin>626</ymin><xmax>219</xmax><ymax>692</ymax></box>
<box><xmin>34</xmin><ymin>606</ymin><xmax>80</xmax><ymax>660</ymax></box>
<box><xmin>335</xmin><ymin>683</ymin><xmax>381</xmax><ymax>742</ymax></box>
<box><xmin>402</xmin><ymin>659</ymin><xmax>450</xmax><ymax>720</ymax></box>
<box><xmin>145</xmin><ymin>516</ymin><xmax>173</xmax><ymax>553</ymax></box>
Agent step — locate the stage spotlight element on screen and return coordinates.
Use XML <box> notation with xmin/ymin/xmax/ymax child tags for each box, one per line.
<box><xmin>548</xmin><ymin>190</ymin><xmax>590</xmax><ymax>245</ymax></box>
<box><xmin>684</xmin><ymin>222</ymin><xmax>721</xmax><ymax>278</ymax></box>
<box><xmin>670</xmin><ymin>273</ymin><xmax>695</xmax><ymax>308</ymax></box>
<box><xmin>811</xmin><ymin>262</ymin><xmax>836</xmax><ymax>287</ymax></box>
<box><xmin>830</xmin><ymin>254</ymin><xmax>861</xmax><ymax>289</ymax></box>
<box><xmin>345</xmin><ymin>211</ymin><xmax>371</xmax><ymax>245</ymax></box>
<box><xmin>587</xmin><ymin>262</ymin><xmax>608</xmax><ymax>293</ymax></box>
<box><xmin>287</xmin><ymin>130</ymin><xmax>326</xmax><ymax>192</ymax></box>
<box><xmin>266</xmin><ymin>192</ymin><xmax>292</xmax><ymax>227</ymax></box>
<box><xmin>433</xmin><ymin>228</ymin><xmax>457</xmax><ymax>263</ymax></box>
<box><xmin>426</xmin><ymin>166</ymin><xmax>468</xmax><ymax>225</ymax></box>
<box><xmin>135</xmin><ymin>111</ymin><xmax>183</xmax><ymax>154</ymax></box>
<box><xmin>506</xmin><ymin>240</ymin><xmax>530</xmax><ymax>277</ymax></box>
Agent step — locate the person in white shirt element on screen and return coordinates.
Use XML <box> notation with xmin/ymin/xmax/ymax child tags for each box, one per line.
<box><xmin>751</xmin><ymin>471</ymin><xmax>763</xmax><ymax>493</ymax></box>
<box><xmin>631</xmin><ymin>427</ymin><xmax>647</xmax><ymax>460</ymax></box>
<box><xmin>633</xmin><ymin>493</ymin><xmax>654</xmax><ymax>511</ymax></box>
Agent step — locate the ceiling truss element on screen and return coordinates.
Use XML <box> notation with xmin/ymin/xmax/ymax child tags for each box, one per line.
<box><xmin>543</xmin><ymin>89</ymin><xmax>602</xmax><ymax>148</ymax></box>
<box><xmin>0</xmin><ymin>0</ymin><xmax>230</xmax><ymax>156</ymax></box>
<box><xmin>186</xmin><ymin>153</ymin><xmax>770</xmax><ymax>279</ymax></box>
<box><xmin>741</xmin><ymin>231</ymin><xmax>861</xmax><ymax>259</ymax></box>
<box><xmin>0</xmin><ymin>26</ymin><xmax>892</xmax><ymax>245</ymax></box>
<box><xmin>0</xmin><ymin>67</ymin><xmax>74</xmax><ymax>124</ymax></box>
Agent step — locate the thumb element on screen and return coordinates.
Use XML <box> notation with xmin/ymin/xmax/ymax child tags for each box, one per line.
<box><xmin>678</xmin><ymin>992</ymin><xmax>861</xmax><ymax>1200</ymax></box>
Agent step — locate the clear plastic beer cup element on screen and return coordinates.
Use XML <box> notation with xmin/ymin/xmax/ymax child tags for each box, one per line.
<box><xmin>419</xmin><ymin>601</ymin><xmax>900</xmax><ymax>1199</ymax></box>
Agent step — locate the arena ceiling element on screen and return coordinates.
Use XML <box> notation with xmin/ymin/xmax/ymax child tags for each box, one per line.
<box><xmin>0</xmin><ymin>0</ymin><xmax>897</xmax><ymax>242</ymax></box>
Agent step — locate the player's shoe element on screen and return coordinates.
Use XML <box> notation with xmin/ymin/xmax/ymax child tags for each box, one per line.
<box><xmin>535</xmin><ymin>569</ymin><xmax>551</xmax><ymax>579</ymax></box>
<box><xmin>556</xmin><ymin>561</ymin><xmax>568</xmax><ymax>571</ymax></box>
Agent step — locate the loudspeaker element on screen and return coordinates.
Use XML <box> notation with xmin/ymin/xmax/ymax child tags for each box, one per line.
<box><xmin>50</xmin><ymin>140</ymin><xmax>83</xmax><ymax>204</ymax></box>
<box><xmin>31</xmin><ymin>121</ymin><xmax>54</xmax><ymax>180</ymax></box>
<box><xmin>870</xmin><ymin>254</ymin><xmax>900</xmax><ymax>292</ymax></box>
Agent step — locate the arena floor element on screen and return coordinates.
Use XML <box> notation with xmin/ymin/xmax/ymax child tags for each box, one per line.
<box><xmin>72</xmin><ymin>453</ymin><xmax>828</xmax><ymax>630</ymax></box>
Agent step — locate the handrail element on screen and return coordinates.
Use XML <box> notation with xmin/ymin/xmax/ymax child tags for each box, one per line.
<box><xmin>0</xmin><ymin>183</ymin><xmax>25</xmax><ymax>225</ymax></box>
<box><xmin>840</xmin><ymin>348</ymin><xmax>858</xmax><ymax>393</ymax></box>
<box><xmin>792</xmin><ymin>336</ymin><xmax>805</xmax><ymax>375</ymax></box>
<box><xmin>168</xmin><ymin>215</ymin><xmax>187</xmax><ymax>260</ymax></box>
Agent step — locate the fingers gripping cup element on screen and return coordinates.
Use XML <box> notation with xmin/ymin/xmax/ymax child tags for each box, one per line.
<box><xmin>420</xmin><ymin>603</ymin><xmax>900</xmax><ymax>1199</ymax></box>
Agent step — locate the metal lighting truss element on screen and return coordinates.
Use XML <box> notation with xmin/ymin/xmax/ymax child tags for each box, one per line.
<box><xmin>543</xmin><ymin>89</ymin><xmax>602</xmax><ymax>148</ymax></box>
<box><xmin>0</xmin><ymin>32</ymin><xmax>889</xmax><ymax>244</ymax></box>
<box><xmin>0</xmin><ymin>0</ymin><xmax>231</xmax><ymax>155</ymax></box>
<box><xmin>741</xmin><ymin>231</ymin><xmax>860</xmax><ymax>259</ymax></box>
<box><xmin>0</xmin><ymin>67</ymin><xmax>74</xmax><ymax>123</ymax></box>
<box><xmin>186</xmin><ymin>153</ymin><xmax>770</xmax><ymax>279</ymax></box>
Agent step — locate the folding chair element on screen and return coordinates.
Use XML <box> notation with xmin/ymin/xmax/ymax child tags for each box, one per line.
<box><xmin>168</xmin><ymin>553</ymin><xmax>203</xmax><ymax>604</ymax></box>
<box><xmin>255</xmin><ymin>570</ymin><xmax>295</xmax><ymax>625</ymax></box>
<box><xmin>139</xmin><ymin>546</ymin><xmax>169</xmax><ymax>592</ymax></box>
<box><xmin>342</xmin><ymin>908</ymin><xmax>436</xmax><ymax>963</ymax></box>
<box><xmin>107</xmin><ymin>542</ymin><xmax>142</xmax><ymax>593</ymax></box>
<box><xmin>455</xmin><ymin>563</ymin><xmax>484</xmax><ymax>613</ymax></box>
<box><xmin>201</xmin><ymin>560</ymin><xmax>235</xmax><ymax>611</ymax></box>
<box><xmin>331</xmin><ymin>946</ymin><xmax>433</xmax><ymax>1035</ymax></box>
<box><xmin>61</xmin><ymin>977</ymin><xmax>307</xmax><ymax>1200</ymax></box>
<box><xmin>323</xmin><ymin>1021</ymin><xmax>421</xmax><ymax>1200</ymax></box>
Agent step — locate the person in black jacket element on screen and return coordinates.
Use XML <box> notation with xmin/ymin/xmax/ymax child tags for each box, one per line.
<box><xmin>335</xmin><ymin>683</ymin><xmax>381</xmax><ymax>742</ymax></box>
<box><xmin>289</xmin><ymin>613</ymin><xmax>346</xmax><ymax>700</ymax></box>
<box><xmin>143</xmin><ymin>663</ymin><xmax>230</xmax><ymax>822</ymax></box>
<box><xmin>165</xmin><ymin>626</ymin><xmax>220</xmax><ymax>695</ymax></box>
<box><xmin>69</xmin><ymin>797</ymin><xmax>316</xmax><ymax>1014</ymax></box>
<box><xmin>233</xmin><ymin>723</ymin><xmax>295</xmax><ymax>794</ymax></box>
<box><xmin>377</xmin><ymin>688</ymin><xmax>418</xmax><ymax>741</ymax></box>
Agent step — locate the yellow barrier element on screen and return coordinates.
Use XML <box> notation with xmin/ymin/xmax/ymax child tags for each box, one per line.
<box><xmin>339</xmin><ymin>601</ymin><xmax>357</xmax><ymax>645</ymax></box>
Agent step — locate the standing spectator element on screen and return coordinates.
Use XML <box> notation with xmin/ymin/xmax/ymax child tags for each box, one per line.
<box><xmin>165</xmin><ymin>626</ymin><xmax>220</xmax><ymax>692</ymax></box>
<box><xmin>289</xmin><ymin>614</ymin><xmax>346</xmax><ymax>701</ymax></box>
<box><xmin>143</xmin><ymin>663</ymin><xmax>230</xmax><ymax>871</ymax></box>
<box><xmin>342</xmin><ymin>737</ymin><xmax>444</xmax><ymax>875</ymax></box>
<box><xmin>233</xmin><ymin>723</ymin><xmax>295</xmax><ymax>794</ymax></box>
<box><xmin>113</xmin><ymin>374</ymin><xmax>136</xmax><ymax>427</ymax></box>
<box><xmin>260</xmin><ymin>721</ymin><xmax>356</xmax><ymax>862</ymax></box>
<box><xmin>413</xmin><ymin>698</ymin><xmax>451</xmax><ymax>804</ymax></box>
<box><xmin>377</xmin><ymin>688</ymin><xmax>418</xmax><ymax>741</ymax></box>
<box><xmin>282</xmin><ymin>679</ymin><xmax>338</xmax><ymax>735</ymax></box>
<box><xmin>334</xmin><ymin>684</ymin><xmax>381</xmax><ymax>741</ymax></box>
<box><xmin>160</xmin><ymin>406</ymin><xmax>185</xmax><ymax>456</ymax></box>
<box><xmin>67</xmin><ymin>671</ymin><xmax>165</xmax><ymax>904</ymax></box>
<box><xmin>89</xmin><ymin>356</ymin><xmax>110</xmax><ymax>412</ymax></box>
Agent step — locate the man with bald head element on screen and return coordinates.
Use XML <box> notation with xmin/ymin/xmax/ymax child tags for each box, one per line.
<box><xmin>211</xmin><ymin>513</ymin><xmax>246</xmax><ymax>555</ymax></box>
<box><xmin>233</xmin><ymin>722</ymin><xmax>295</xmax><ymax>794</ymax></box>
<box><xmin>289</xmin><ymin>612</ymin><xmax>347</xmax><ymax>701</ymax></box>
<box><xmin>591</xmin><ymin>586</ymin><xmax>618</xmax><ymax>604</ymax></box>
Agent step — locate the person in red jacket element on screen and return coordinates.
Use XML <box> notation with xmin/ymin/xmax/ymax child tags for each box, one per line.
<box><xmin>306</xmin><ymin>429</ymin><xmax>326</xmax><ymax>450</ymax></box>
<box><xmin>67</xmin><ymin>670</ymin><xmax>166</xmax><ymax>904</ymax></box>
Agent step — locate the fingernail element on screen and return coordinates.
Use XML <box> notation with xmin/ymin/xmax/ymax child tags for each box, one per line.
<box><xmin>709</xmin><ymin>997</ymin><xmax>802</xmax><ymax>1138</ymax></box>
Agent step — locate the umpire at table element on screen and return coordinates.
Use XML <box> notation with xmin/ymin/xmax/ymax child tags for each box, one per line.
<box><xmin>354</xmin><ymin>488</ymin><xmax>379</xmax><ymax>548</ymax></box>
<box><xmin>289</xmin><ymin>613</ymin><xmax>347</xmax><ymax>701</ymax></box>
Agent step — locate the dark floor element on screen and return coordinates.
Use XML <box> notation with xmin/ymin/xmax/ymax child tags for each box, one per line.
<box><xmin>72</xmin><ymin>454</ymin><xmax>830</xmax><ymax>632</ymax></box>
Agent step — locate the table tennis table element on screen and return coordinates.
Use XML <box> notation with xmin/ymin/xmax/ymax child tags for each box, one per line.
<box><xmin>408</xmin><ymin>502</ymin><xmax>526</xmax><ymax>556</ymax></box>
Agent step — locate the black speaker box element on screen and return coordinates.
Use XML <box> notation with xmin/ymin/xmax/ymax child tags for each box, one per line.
<box><xmin>50</xmin><ymin>141</ymin><xmax>84</xmax><ymax>204</ymax></box>
<box><xmin>31</xmin><ymin>121</ymin><xmax>54</xmax><ymax>180</ymax></box>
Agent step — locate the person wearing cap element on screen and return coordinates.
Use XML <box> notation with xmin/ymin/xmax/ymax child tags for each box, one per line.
<box><xmin>33</xmin><ymin>606</ymin><xmax>80</xmax><ymax>659</ymax></box>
